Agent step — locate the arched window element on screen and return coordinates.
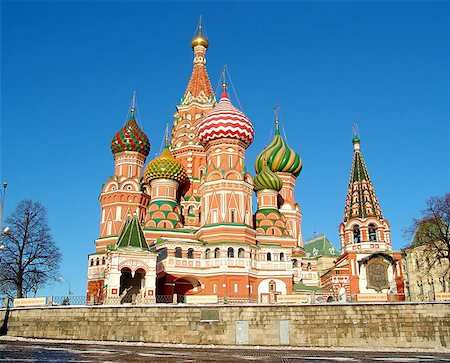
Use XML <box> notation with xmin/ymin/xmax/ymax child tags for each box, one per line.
<box><xmin>214</xmin><ymin>247</ymin><xmax>220</xmax><ymax>258</ymax></box>
<box><xmin>205</xmin><ymin>248</ymin><xmax>211</xmax><ymax>259</ymax></box>
<box><xmin>267</xmin><ymin>252</ymin><xmax>272</xmax><ymax>261</ymax></box>
<box><xmin>269</xmin><ymin>280</ymin><xmax>276</xmax><ymax>292</ymax></box>
<box><xmin>90</xmin><ymin>259</ymin><xmax>94</xmax><ymax>267</ymax></box>
<box><xmin>188</xmin><ymin>205</ymin><xmax>194</xmax><ymax>216</ymax></box>
<box><xmin>187</xmin><ymin>248</ymin><xmax>194</xmax><ymax>259</ymax></box>
<box><xmin>353</xmin><ymin>225</ymin><xmax>361</xmax><ymax>243</ymax></box>
<box><xmin>368</xmin><ymin>223</ymin><xmax>377</xmax><ymax>241</ymax></box>
<box><xmin>228</xmin><ymin>247</ymin><xmax>235</xmax><ymax>258</ymax></box>
<box><xmin>102</xmin><ymin>257</ymin><xmax>106</xmax><ymax>265</ymax></box>
<box><xmin>307</xmin><ymin>262</ymin><xmax>312</xmax><ymax>271</ymax></box>
<box><xmin>280</xmin><ymin>252</ymin><xmax>285</xmax><ymax>261</ymax></box>
<box><xmin>292</xmin><ymin>259</ymin><xmax>298</xmax><ymax>268</ymax></box>
<box><xmin>238</xmin><ymin>248</ymin><xmax>245</xmax><ymax>258</ymax></box>
<box><xmin>175</xmin><ymin>247</ymin><xmax>182</xmax><ymax>258</ymax></box>
<box><xmin>96</xmin><ymin>258</ymin><xmax>100</xmax><ymax>266</ymax></box>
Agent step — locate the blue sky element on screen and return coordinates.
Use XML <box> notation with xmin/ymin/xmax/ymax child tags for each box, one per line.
<box><xmin>1</xmin><ymin>1</ymin><xmax>449</xmax><ymax>297</ymax></box>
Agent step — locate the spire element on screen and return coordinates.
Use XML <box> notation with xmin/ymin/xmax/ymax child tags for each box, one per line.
<box><xmin>182</xmin><ymin>18</ymin><xmax>215</xmax><ymax>105</ymax></box>
<box><xmin>130</xmin><ymin>90</ymin><xmax>136</xmax><ymax>118</ymax></box>
<box><xmin>343</xmin><ymin>127</ymin><xmax>383</xmax><ymax>221</ymax></box>
<box><xmin>221</xmin><ymin>65</ymin><xmax>228</xmax><ymax>98</ymax></box>
<box><xmin>352</xmin><ymin>122</ymin><xmax>360</xmax><ymax>151</ymax></box>
<box><xmin>191</xmin><ymin>15</ymin><xmax>209</xmax><ymax>49</ymax></box>
<box><xmin>274</xmin><ymin>105</ymin><xmax>280</xmax><ymax>134</ymax></box>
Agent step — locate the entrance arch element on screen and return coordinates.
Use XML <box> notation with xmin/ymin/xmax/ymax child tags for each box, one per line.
<box><xmin>174</xmin><ymin>276</ymin><xmax>201</xmax><ymax>297</ymax></box>
<box><xmin>119</xmin><ymin>267</ymin><xmax>146</xmax><ymax>303</ymax></box>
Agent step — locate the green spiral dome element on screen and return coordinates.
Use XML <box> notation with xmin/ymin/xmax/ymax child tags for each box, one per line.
<box><xmin>254</xmin><ymin>164</ymin><xmax>283</xmax><ymax>191</ymax></box>
<box><xmin>255</xmin><ymin>128</ymin><xmax>302</xmax><ymax>177</ymax></box>
<box><xmin>144</xmin><ymin>146</ymin><xmax>187</xmax><ymax>183</ymax></box>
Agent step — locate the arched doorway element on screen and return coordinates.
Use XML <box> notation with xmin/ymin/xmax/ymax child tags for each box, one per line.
<box><xmin>119</xmin><ymin>267</ymin><xmax>146</xmax><ymax>303</ymax></box>
<box><xmin>174</xmin><ymin>276</ymin><xmax>201</xmax><ymax>301</ymax></box>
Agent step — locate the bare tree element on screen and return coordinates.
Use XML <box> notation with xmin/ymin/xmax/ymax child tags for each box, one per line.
<box><xmin>0</xmin><ymin>200</ymin><xmax>61</xmax><ymax>298</ymax></box>
<box><xmin>409</xmin><ymin>193</ymin><xmax>450</xmax><ymax>275</ymax></box>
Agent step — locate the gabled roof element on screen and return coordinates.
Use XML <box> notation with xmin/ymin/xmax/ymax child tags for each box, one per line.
<box><xmin>115</xmin><ymin>214</ymin><xmax>148</xmax><ymax>250</ymax></box>
<box><xmin>303</xmin><ymin>234</ymin><xmax>339</xmax><ymax>258</ymax></box>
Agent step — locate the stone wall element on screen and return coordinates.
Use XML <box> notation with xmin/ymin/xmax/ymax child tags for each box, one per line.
<box><xmin>1</xmin><ymin>302</ymin><xmax>449</xmax><ymax>349</ymax></box>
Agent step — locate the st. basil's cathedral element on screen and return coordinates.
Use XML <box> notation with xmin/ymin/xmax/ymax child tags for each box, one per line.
<box><xmin>87</xmin><ymin>22</ymin><xmax>405</xmax><ymax>304</ymax></box>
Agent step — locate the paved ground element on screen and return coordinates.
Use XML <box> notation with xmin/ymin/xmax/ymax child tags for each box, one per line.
<box><xmin>0</xmin><ymin>340</ymin><xmax>449</xmax><ymax>362</ymax></box>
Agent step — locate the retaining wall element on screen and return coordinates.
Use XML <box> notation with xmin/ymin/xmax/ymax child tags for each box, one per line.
<box><xmin>1</xmin><ymin>302</ymin><xmax>449</xmax><ymax>349</ymax></box>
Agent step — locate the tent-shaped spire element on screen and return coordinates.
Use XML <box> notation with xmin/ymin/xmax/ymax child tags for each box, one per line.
<box><xmin>182</xmin><ymin>17</ymin><xmax>215</xmax><ymax>105</ymax></box>
<box><xmin>343</xmin><ymin>135</ymin><xmax>383</xmax><ymax>222</ymax></box>
<box><xmin>115</xmin><ymin>214</ymin><xmax>148</xmax><ymax>250</ymax></box>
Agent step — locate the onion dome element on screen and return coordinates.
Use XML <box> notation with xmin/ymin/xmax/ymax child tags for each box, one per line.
<box><xmin>144</xmin><ymin>146</ymin><xmax>187</xmax><ymax>183</ymax></box>
<box><xmin>191</xmin><ymin>16</ymin><xmax>209</xmax><ymax>49</ymax></box>
<box><xmin>255</xmin><ymin>120</ymin><xmax>302</xmax><ymax>177</ymax></box>
<box><xmin>111</xmin><ymin>105</ymin><xmax>150</xmax><ymax>156</ymax></box>
<box><xmin>254</xmin><ymin>164</ymin><xmax>283</xmax><ymax>191</ymax></box>
<box><xmin>198</xmin><ymin>85</ymin><xmax>254</xmax><ymax>148</ymax></box>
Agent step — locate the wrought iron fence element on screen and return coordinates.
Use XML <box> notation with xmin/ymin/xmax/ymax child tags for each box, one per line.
<box><xmin>156</xmin><ymin>295</ymin><xmax>174</xmax><ymax>303</ymax></box>
<box><xmin>50</xmin><ymin>296</ymin><xmax>87</xmax><ymax>306</ymax></box>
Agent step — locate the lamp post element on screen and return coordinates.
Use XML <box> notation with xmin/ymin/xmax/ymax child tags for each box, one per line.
<box><xmin>0</xmin><ymin>181</ymin><xmax>7</xmax><ymax>229</ymax></box>
<box><xmin>0</xmin><ymin>181</ymin><xmax>7</xmax><ymax>251</ymax></box>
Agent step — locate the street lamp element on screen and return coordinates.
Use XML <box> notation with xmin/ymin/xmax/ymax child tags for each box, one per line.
<box><xmin>0</xmin><ymin>181</ymin><xmax>7</xmax><ymax>229</ymax></box>
<box><xmin>0</xmin><ymin>182</ymin><xmax>8</xmax><ymax>251</ymax></box>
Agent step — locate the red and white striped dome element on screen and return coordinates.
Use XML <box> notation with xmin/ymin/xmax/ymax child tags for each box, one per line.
<box><xmin>198</xmin><ymin>89</ymin><xmax>254</xmax><ymax>148</ymax></box>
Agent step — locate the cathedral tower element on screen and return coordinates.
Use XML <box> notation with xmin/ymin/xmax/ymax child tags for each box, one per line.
<box><xmin>339</xmin><ymin>133</ymin><xmax>391</xmax><ymax>253</ymax></box>
<box><xmin>196</xmin><ymin>83</ymin><xmax>255</xmax><ymax>243</ymax></box>
<box><xmin>321</xmin><ymin>130</ymin><xmax>404</xmax><ymax>301</ymax></box>
<box><xmin>254</xmin><ymin>118</ymin><xmax>303</xmax><ymax>246</ymax></box>
<box><xmin>96</xmin><ymin>94</ymin><xmax>151</xmax><ymax>251</ymax></box>
<box><xmin>170</xmin><ymin>19</ymin><xmax>216</xmax><ymax>227</ymax></box>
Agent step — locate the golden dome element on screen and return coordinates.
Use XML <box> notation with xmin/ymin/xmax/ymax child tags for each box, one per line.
<box><xmin>191</xmin><ymin>34</ymin><xmax>208</xmax><ymax>49</ymax></box>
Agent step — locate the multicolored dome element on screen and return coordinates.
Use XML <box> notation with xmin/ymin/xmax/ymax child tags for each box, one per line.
<box><xmin>255</xmin><ymin>123</ymin><xmax>302</xmax><ymax>177</ymax></box>
<box><xmin>198</xmin><ymin>87</ymin><xmax>254</xmax><ymax>148</ymax></box>
<box><xmin>144</xmin><ymin>146</ymin><xmax>187</xmax><ymax>183</ymax></box>
<box><xmin>111</xmin><ymin>113</ymin><xmax>150</xmax><ymax>156</ymax></box>
<box><xmin>254</xmin><ymin>164</ymin><xmax>283</xmax><ymax>191</ymax></box>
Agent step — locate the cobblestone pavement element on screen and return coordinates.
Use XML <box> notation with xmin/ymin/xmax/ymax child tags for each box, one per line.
<box><xmin>0</xmin><ymin>341</ymin><xmax>449</xmax><ymax>362</ymax></box>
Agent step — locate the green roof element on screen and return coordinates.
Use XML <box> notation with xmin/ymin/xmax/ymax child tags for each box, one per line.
<box><xmin>115</xmin><ymin>215</ymin><xmax>148</xmax><ymax>250</ymax></box>
<box><xmin>293</xmin><ymin>282</ymin><xmax>331</xmax><ymax>293</ymax></box>
<box><xmin>303</xmin><ymin>234</ymin><xmax>339</xmax><ymax>258</ymax></box>
<box><xmin>410</xmin><ymin>220</ymin><xmax>443</xmax><ymax>248</ymax></box>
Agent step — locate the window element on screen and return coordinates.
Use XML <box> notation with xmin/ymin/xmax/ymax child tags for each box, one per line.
<box><xmin>353</xmin><ymin>225</ymin><xmax>361</xmax><ymax>243</ymax></box>
<box><xmin>280</xmin><ymin>252</ymin><xmax>285</xmax><ymax>261</ymax></box>
<box><xmin>234</xmin><ymin>283</ymin><xmax>238</xmax><ymax>293</ymax></box>
<box><xmin>214</xmin><ymin>247</ymin><xmax>220</xmax><ymax>258</ymax></box>
<box><xmin>102</xmin><ymin>257</ymin><xmax>106</xmax><ymax>265</ymax></box>
<box><xmin>205</xmin><ymin>248</ymin><xmax>211</xmax><ymax>259</ymax></box>
<box><xmin>90</xmin><ymin>259</ymin><xmax>94</xmax><ymax>267</ymax></box>
<box><xmin>292</xmin><ymin>259</ymin><xmax>298</xmax><ymax>268</ymax></box>
<box><xmin>269</xmin><ymin>280</ymin><xmax>276</xmax><ymax>292</ymax></box>
<box><xmin>175</xmin><ymin>247</ymin><xmax>182</xmax><ymax>258</ymax></box>
<box><xmin>228</xmin><ymin>247</ymin><xmax>234</xmax><ymax>258</ymax></box>
<box><xmin>307</xmin><ymin>262</ymin><xmax>312</xmax><ymax>271</ymax></box>
<box><xmin>187</xmin><ymin>248</ymin><xmax>194</xmax><ymax>259</ymax></box>
<box><xmin>96</xmin><ymin>258</ymin><xmax>100</xmax><ymax>266</ymax></box>
<box><xmin>231</xmin><ymin>210</ymin><xmax>235</xmax><ymax>223</ymax></box>
<box><xmin>368</xmin><ymin>223</ymin><xmax>377</xmax><ymax>242</ymax></box>
<box><xmin>213</xmin><ymin>284</ymin><xmax>217</xmax><ymax>293</ymax></box>
<box><xmin>266</xmin><ymin>252</ymin><xmax>272</xmax><ymax>261</ymax></box>
<box><xmin>238</xmin><ymin>248</ymin><xmax>245</xmax><ymax>258</ymax></box>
